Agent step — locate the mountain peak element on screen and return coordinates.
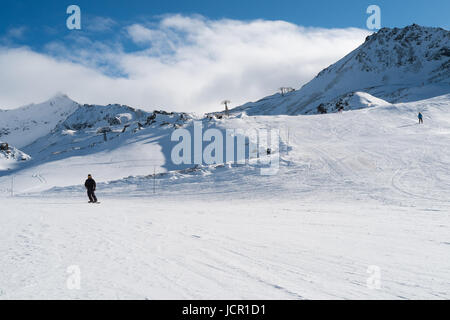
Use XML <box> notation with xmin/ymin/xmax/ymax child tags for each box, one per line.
<box><xmin>46</xmin><ymin>93</ymin><xmax>77</xmax><ymax>106</ymax></box>
<box><xmin>0</xmin><ymin>94</ymin><xmax>80</xmax><ymax>148</ymax></box>
<box><xmin>364</xmin><ymin>24</ymin><xmax>449</xmax><ymax>45</ymax></box>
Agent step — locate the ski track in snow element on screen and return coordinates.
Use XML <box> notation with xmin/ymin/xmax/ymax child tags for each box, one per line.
<box><xmin>0</xmin><ymin>198</ymin><xmax>448</xmax><ymax>299</ymax></box>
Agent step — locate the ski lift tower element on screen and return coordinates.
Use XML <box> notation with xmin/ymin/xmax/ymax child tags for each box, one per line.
<box><xmin>221</xmin><ymin>100</ymin><xmax>231</xmax><ymax>117</ymax></box>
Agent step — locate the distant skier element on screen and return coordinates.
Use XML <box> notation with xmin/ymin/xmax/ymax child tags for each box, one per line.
<box><xmin>418</xmin><ymin>112</ymin><xmax>423</xmax><ymax>124</ymax></box>
<box><xmin>85</xmin><ymin>174</ymin><xmax>98</xmax><ymax>203</ymax></box>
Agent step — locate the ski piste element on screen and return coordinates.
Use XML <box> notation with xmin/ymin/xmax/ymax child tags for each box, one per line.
<box><xmin>0</xmin><ymin>23</ymin><xmax>449</xmax><ymax>300</ymax></box>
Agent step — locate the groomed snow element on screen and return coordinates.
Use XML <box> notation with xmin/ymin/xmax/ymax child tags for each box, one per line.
<box><xmin>0</xmin><ymin>94</ymin><xmax>449</xmax><ymax>299</ymax></box>
<box><xmin>0</xmin><ymin>197</ymin><xmax>448</xmax><ymax>299</ymax></box>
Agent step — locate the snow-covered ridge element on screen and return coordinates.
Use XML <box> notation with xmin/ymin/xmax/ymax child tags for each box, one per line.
<box><xmin>58</xmin><ymin>103</ymin><xmax>189</xmax><ymax>133</ymax></box>
<box><xmin>314</xmin><ymin>91</ymin><xmax>391</xmax><ymax>113</ymax></box>
<box><xmin>0</xmin><ymin>94</ymin><xmax>79</xmax><ymax>148</ymax></box>
<box><xmin>19</xmin><ymin>101</ymin><xmax>193</xmax><ymax>168</ymax></box>
<box><xmin>230</xmin><ymin>24</ymin><xmax>450</xmax><ymax>116</ymax></box>
<box><xmin>0</xmin><ymin>93</ymin><xmax>197</xmax><ymax>192</ymax></box>
<box><xmin>0</xmin><ymin>142</ymin><xmax>31</xmax><ymax>171</ymax></box>
<box><xmin>0</xmin><ymin>95</ymin><xmax>196</xmax><ymax>189</ymax></box>
<box><xmin>316</xmin><ymin>24</ymin><xmax>450</xmax><ymax>84</ymax></box>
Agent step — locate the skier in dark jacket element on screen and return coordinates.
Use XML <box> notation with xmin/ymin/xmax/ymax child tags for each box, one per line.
<box><xmin>85</xmin><ymin>174</ymin><xmax>98</xmax><ymax>203</ymax></box>
<box><xmin>418</xmin><ymin>112</ymin><xmax>423</xmax><ymax>124</ymax></box>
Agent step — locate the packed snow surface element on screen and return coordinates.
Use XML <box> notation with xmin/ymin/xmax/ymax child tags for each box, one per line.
<box><xmin>0</xmin><ymin>93</ymin><xmax>449</xmax><ymax>299</ymax></box>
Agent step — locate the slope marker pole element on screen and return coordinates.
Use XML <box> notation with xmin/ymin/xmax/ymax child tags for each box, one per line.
<box><xmin>153</xmin><ymin>166</ymin><xmax>156</xmax><ymax>194</ymax></box>
<box><xmin>287</xmin><ymin>127</ymin><xmax>290</xmax><ymax>156</ymax></box>
<box><xmin>11</xmin><ymin>175</ymin><xmax>14</xmax><ymax>197</ymax></box>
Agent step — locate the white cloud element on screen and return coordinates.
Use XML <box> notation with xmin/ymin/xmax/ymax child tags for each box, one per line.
<box><xmin>6</xmin><ymin>26</ymin><xmax>27</xmax><ymax>39</ymax></box>
<box><xmin>85</xmin><ymin>16</ymin><xmax>118</xmax><ymax>33</ymax></box>
<box><xmin>0</xmin><ymin>15</ymin><xmax>370</xmax><ymax>113</ymax></box>
<box><xmin>0</xmin><ymin>26</ymin><xmax>27</xmax><ymax>44</ymax></box>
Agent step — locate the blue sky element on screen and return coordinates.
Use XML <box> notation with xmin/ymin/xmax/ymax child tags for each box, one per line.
<box><xmin>0</xmin><ymin>0</ymin><xmax>448</xmax><ymax>111</ymax></box>
<box><xmin>1</xmin><ymin>0</ymin><xmax>448</xmax><ymax>51</ymax></box>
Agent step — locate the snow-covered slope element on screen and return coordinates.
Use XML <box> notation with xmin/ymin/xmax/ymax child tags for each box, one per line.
<box><xmin>23</xmin><ymin>103</ymin><xmax>192</xmax><ymax>164</ymax></box>
<box><xmin>315</xmin><ymin>91</ymin><xmax>391</xmax><ymax>113</ymax></box>
<box><xmin>231</xmin><ymin>24</ymin><xmax>450</xmax><ymax>115</ymax></box>
<box><xmin>37</xmin><ymin>93</ymin><xmax>450</xmax><ymax>202</ymax></box>
<box><xmin>0</xmin><ymin>101</ymin><xmax>194</xmax><ymax>191</ymax></box>
<box><xmin>1</xmin><ymin>92</ymin><xmax>448</xmax><ymax>198</ymax></box>
<box><xmin>0</xmin><ymin>142</ymin><xmax>31</xmax><ymax>170</ymax></box>
<box><xmin>1</xmin><ymin>94</ymin><xmax>449</xmax><ymax>299</ymax></box>
<box><xmin>0</xmin><ymin>94</ymin><xmax>79</xmax><ymax>148</ymax></box>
